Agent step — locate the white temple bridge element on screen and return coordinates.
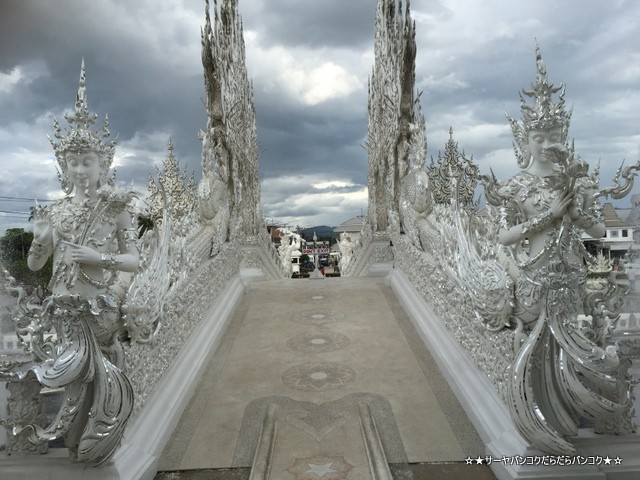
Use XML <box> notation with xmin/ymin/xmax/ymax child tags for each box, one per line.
<box><xmin>1</xmin><ymin>1</ymin><xmax>639</xmax><ymax>479</ymax></box>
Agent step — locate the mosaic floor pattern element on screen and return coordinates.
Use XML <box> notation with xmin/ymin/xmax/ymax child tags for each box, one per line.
<box><xmin>286</xmin><ymin>331</ymin><xmax>351</xmax><ymax>354</ymax></box>
<box><xmin>282</xmin><ymin>362</ymin><xmax>356</xmax><ymax>391</ymax></box>
<box><xmin>157</xmin><ymin>277</ymin><xmax>492</xmax><ymax>479</ymax></box>
<box><xmin>231</xmin><ymin>393</ymin><xmax>408</xmax><ymax>467</ymax></box>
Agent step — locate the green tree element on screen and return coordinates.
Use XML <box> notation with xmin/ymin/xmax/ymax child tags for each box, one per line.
<box><xmin>0</xmin><ymin>228</ymin><xmax>52</xmax><ymax>288</ymax></box>
<box><xmin>137</xmin><ymin>214</ymin><xmax>155</xmax><ymax>238</ymax></box>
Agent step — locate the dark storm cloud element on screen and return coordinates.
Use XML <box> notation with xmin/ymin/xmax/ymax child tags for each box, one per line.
<box><xmin>0</xmin><ymin>0</ymin><xmax>639</xmax><ymax>232</ymax></box>
<box><xmin>0</xmin><ymin>0</ymin><xmax>206</xmax><ymax>166</ymax></box>
<box><xmin>246</xmin><ymin>0</ymin><xmax>375</xmax><ymax>50</ymax></box>
<box><xmin>255</xmin><ymin>90</ymin><xmax>368</xmax><ymax>182</ymax></box>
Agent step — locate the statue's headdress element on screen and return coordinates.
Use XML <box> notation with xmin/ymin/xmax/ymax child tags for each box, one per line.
<box><xmin>49</xmin><ymin>60</ymin><xmax>117</xmax><ymax>193</ymax></box>
<box><xmin>507</xmin><ymin>44</ymin><xmax>573</xmax><ymax>168</ymax></box>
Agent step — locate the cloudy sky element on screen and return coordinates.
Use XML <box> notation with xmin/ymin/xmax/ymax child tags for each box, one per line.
<box><xmin>1</xmin><ymin>0</ymin><xmax>639</xmax><ymax>234</ymax></box>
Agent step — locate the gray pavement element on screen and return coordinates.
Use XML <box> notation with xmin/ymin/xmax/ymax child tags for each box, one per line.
<box><xmin>156</xmin><ymin>277</ymin><xmax>494</xmax><ymax>479</ymax></box>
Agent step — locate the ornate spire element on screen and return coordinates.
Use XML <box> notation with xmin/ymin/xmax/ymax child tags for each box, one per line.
<box><xmin>427</xmin><ymin>127</ymin><xmax>478</xmax><ymax>206</ymax></box>
<box><xmin>507</xmin><ymin>45</ymin><xmax>573</xmax><ymax>168</ymax></box>
<box><xmin>366</xmin><ymin>0</ymin><xmax>420</xmax><ymax>232</ymax></box>
<box><xmin>49</xmin><ymin>60</ymin><xmax>116</xmax><ymax>179</ymax></box>
<box><xmin>148</xmin><ymin>139</ymin><xmax>197</xmax><ymax>222</ymax></box>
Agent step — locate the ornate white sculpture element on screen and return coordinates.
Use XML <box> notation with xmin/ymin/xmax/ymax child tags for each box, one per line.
<box><xmin>276</xmin><ymin>227</ymin><xmax>302</xmax><ymax>275</ymax></box>
<box><xmin>586</xmin><ymin>251</ymin><xmax>613</xmax><ymax>291</ymax></box>
<box><xmin>479</xmin><ymin>47</ymin><xmax>636</xmax><ymax>454</ymax></box>
<box><xmin>1</xmin><ymin>63</ymin><xmax>169</xmax><ymax>465</ymax></box>
<box><xmin>422</xmin><ymin>129</ymin><xmax>516</xmax><ymax>332</ymax></box>
<box><xmin>199</xmin><ymin>0</ymin><xmax>262</xmax><ymax>243</ymax></box>
<box><xmin>399</xmin><ymin>168</ymin><xmax>431</xmax><ymax>249</ymax></box>
<box><xmin>427</xmin><ymin>128</ymin><xmax>479</xmax><ymax>208</ymax></box>
<box><xmin>397</xmin><ymin>86</ymin><xmax>431</xmax><ymax>248</ymax></box>
<box><xmin>338</xmin><ymin>233</ymin><xmax>355</xmax><ymax>272</ymax></box>
<box><xmin>392</xmin><ymin>45</ymin><xmax>639</xmax><ymax>455</ymax></box>
<box><xmin>0</xmin><ymin>1</ymin><xmax>272</xmax><ymax>470</ymax></box>
<box><xmin>277</xmin><ymin>230</ymin><xmax>293</xmax><ymax>267</ymax></box>
<box><xmin>148</xmin><ymin>141</ymin><xmax>198</xmax><ymax>230</ymax></box>
<box><xmin>343</xmin><ymin>0</ymin><xmax>421</xmax><ymax>277</ymax></box>
<box><xmin>366</xmin><ymin>0</ymin><xmax>418</xmax><ymax>233</ymax></box>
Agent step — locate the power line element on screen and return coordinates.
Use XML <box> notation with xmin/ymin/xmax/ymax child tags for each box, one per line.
<box><xmin>0</xmin><ymin>196</ymin><xmax>52</xmax><ymax>202</ymax></box>
<box><xmin>0</xmin><ymin>210</ymin><xmax>30</xmax><ymax>215</ymax></box>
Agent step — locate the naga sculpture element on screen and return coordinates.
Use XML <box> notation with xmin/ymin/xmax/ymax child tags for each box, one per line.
<box><xmin>366</xmin><ymin>0</ymin><xmax>417</xmax><ymax>233</ymax></box>
<box><xmin>199</xmin><ymin>0</ymin><xmax>261</xmax><ymax>244</ymax></box>
<box><xmin>1</xmin><ymin>62</ymin><xmax>169</xmax><ymax>465</ymax></box>
<box><xmin>398</xmin><ymin>96</ymin><xmax>432</xmax><ymax>251</ymax></box>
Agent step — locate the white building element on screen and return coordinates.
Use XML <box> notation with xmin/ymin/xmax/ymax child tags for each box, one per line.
<box><xmin>583</xmin><ymin>201</ymin><xmax>639</xmax><ymax>263</ymax></box>
<box><xmin>333</xmin><ymin>216</ymin><xmax>365</xmax><ymax>244</ymax></box>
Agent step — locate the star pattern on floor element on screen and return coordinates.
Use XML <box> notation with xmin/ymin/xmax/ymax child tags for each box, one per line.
<box><xmin>305</xmin><ymin>462</ymin><xmax>336</xmax><ymax>477</ymax></box>
<box><xmin>287</xmin><ymin>456</ymin><xmax>354</xmax><ymax>480</ymax></box>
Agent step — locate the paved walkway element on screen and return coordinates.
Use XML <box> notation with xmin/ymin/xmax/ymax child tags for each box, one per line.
<box><xmin>157</xmin><ymin>277</ymin><xmax>495</xmax><ymax>479</ymax></box>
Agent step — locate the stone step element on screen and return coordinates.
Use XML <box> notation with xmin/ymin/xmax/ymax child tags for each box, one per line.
<box><xmin>156</xmin><ymin>467</ymin><xmax>250</xmax><ymax>480</ymax></box>
<box><xmin>246</xmin><ymin>399</ymin><xmax>392</xmax><ymax>480</ymax></box>
<box><xmin>155</xmin><ymin>463</ymin><xmax>496</xmax><ymax>480</ymax></box>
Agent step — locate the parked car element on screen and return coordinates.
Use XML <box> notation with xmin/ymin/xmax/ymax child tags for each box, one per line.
<box><xmin>300</xmin><ymin>261</ymin><xmax>315</xmax><ymax>273</ymax></box>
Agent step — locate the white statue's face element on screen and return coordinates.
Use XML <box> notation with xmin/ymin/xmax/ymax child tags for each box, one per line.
<box><xmin>413</xmin><ymin>175</ymin><xmax>430</xmax><ymax>213</ymax></box>
<box><xmin>526</xmin><ymin>127</ymin><xmax>562</xmax><ymax>166</ymax></box>
<box><xmin>66</xmin><ymin>151</ymin><xmax>101</xmax><ymax>191</ymax></box>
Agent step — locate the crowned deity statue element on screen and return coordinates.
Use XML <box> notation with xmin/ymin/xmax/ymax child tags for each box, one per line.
<box><xmin>6</xmin><ymin>62</ymin><xmax>140</xmax><ymax>465</ymax></box>
<box><xmin>338</xmin><ymin>233</ymin><xmax>355</xmax><ymax>272</ymax></box>
<box><xmin>198</xmin><ymin>126</ymin><xmax>231</xmax><ymax>256</ymax></box>
<box><xmin>483</xmin><ymin>46</ymin><xmax>631</xmax><ymax>455</ymax></box>
<box><xmin>278</xmin><ymin>229</ymin><xmax>294</xmax><ymax>268</ymax></box>
<box><xmin>399</xmin><ymin>167</ymin><xmax>433</xmax><ymax>251</ymax></box>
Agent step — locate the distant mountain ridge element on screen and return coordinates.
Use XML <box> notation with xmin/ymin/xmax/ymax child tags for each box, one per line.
<box><xmin>299</xmin><ymin>225</ymin><xmax>337</xmax><ymax>241</ymax></box>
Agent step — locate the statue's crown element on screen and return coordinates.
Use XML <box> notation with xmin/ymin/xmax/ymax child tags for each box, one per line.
<box><xmin>519</xmin><ymin>46</ymin><xmax>572</xmax><ymax>133</ymax></box>
<box><xmin>49</xmin><ymin>60</ymin><xmax>116</xmax><ymax>170</ymax></box>
<box><xmin>507</xmin><ymin>45</ymin><xmax>573</xmax><ymax>167</ymax></box>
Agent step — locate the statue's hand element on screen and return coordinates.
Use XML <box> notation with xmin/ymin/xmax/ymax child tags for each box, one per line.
<box><xmin>62</xmin><ymin>241</ymin><xmax>102</xmax><ymax>266</ymax></box>
<box><xmin>567</xmin><ymin>179</ymin><xmax>596</xmax><ymax>221</ymax></box>
<box><xmin>568</xmin><ymin>203</ymin><xmax>581</xmax><ymax>221</ymax></box>
<box><xmin>549</xmin><ymin>190</ymin><xmax>573</xmax><ymax>220</ymax></box>
<box><xmin>32</xmin><ymin>208</ymin><xmax>52</xmax><ymax>244</ymax></box>
<box><xmin>33</xmin><ymin>222</ymin><xmax>52</xmax><ymax>245</ymax></box>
